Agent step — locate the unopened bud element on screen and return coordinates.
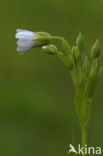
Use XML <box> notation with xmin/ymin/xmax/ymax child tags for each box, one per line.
<box><xmin>67</xmin><ymin>54</ymin><xmax>75</xmax><ymax>70</ymax></box>
<box><xmin>42</xmin><ymin>44</ymin><xmax>58</xmax><ymax>55</ymax></box>
<box><xmin>76</xmin><ymin>32</ymin><xmax>85</xmax><ymax>52</ymax></box>
<box><xmin>90</xmin><ymin>39</ymin><xmax>100</xmax><ymax>59</ymax></box>
<box><xmin>90</xmin><ymin>59</ymin><xmax>98</xmax><ymax>78</ymax></box>
<box><xmin>83</xmin><ymin>56</ymin><xmax>90</xmax><ymax>73</ymax></box>
<box><xmin>72</xmin><ymin>46</ymin><xmax>80</xmax><ymax>61</ymax></box>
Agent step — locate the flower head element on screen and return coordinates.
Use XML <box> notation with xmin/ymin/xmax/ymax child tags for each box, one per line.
<box><xmin>15</xmin><ymin>29</ymin><xmax>51</xmax><ymax>55</ymax></box>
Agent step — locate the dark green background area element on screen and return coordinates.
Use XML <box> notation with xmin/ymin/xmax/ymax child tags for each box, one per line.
<box><xmin>0</xmin><ymin>0</ymin><xmax>103</xmax><ymax>155</ymax></box>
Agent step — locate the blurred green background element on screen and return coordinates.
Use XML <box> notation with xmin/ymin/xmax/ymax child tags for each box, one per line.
<box><xmin>0</xmin><ymin>0</ymin><xmax>103</xmax><ymax>155</ymax></box>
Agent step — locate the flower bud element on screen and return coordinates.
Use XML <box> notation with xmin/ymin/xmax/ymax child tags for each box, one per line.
<box><xmin>42</xmin><ymin>44</ymin><xmax>58</xmax><ymax>55</ymax></box>
<box><xmin>76</xmin><ymin>32</ymin><xmax>85</xmax><ymax>52</ymax></box>
<box><xmin>67</xmin><ymin>54</ymin><xmax>75</xmax><ymax>70</ymax></box>
<box><xmin>88</xmin><ymin>59</ymin><xmax>99</xmax><ymax>97</ymax></box>
<box><xmin>83</xmin><ymin>56</ymin><xmax>90</xmax><ymax>74</ymax></box>
<box><xmin>72</xmin><ymin>46</ymin><xmax>80</xmax><ymax>62</ymax></box>
<box><xmin>90</xmin><ymin>39</ymin><xmax>100</xmax><ymax>59</ymax></box>
<box><xmin>89</xmin><ymin>59</ymin><xmax>98</xmax><ymax>79</ymax></box>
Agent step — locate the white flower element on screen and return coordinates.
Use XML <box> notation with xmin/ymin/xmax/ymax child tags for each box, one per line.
<box><xmin>15</xmin><ymin>29</ymin><xmax>42</xmax><ymax>54</ymax></box>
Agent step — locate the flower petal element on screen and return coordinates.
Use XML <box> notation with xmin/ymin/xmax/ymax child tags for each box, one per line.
<box><xmin>15</xmin><ymin>29</ymin><xmax>37</xmax><ymax>40</ymax></box>
<box><xmin>17</xmin><ymin>46</ymin><xmax>32</xmax><ymax>52</ymax></box>
<box><xmin>16</xmin><ymin>29</ymin><xmax>34</xmax><ymax>33</ymax></box>
<box><xmin>17</xmin><ymin>39</ymin><xmax>35</xmax><ymax>47</ymax></box>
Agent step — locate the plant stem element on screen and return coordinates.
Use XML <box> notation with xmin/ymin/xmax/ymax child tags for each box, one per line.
<box><xmin>50</xmin><ymin>36</ymin><xmax>72</xmax><ymax>56</ymax></box>
<box><xmin>75</xmin><ymin>86</ymin><xmax>89</xmax><ymax>156</ymax></box>
<box><xmin>81</xmin><ymin>126</ymin><xmax>87</xmax><ymax>156</ymax></box>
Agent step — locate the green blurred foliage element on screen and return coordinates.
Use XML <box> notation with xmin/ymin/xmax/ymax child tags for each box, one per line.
<box><xmin>0</xmin><ymin>0</ymin><xmax>103</xmax><ymax>155</ymax></box>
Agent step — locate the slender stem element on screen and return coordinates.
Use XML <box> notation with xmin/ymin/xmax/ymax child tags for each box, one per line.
<box><xmin>50</xmin><ymin>36</ymin><xmax>68</xmax><ymax>42</ymax></box>
<box><xmin>50</xmin><ymin>36</ymin><xmax>72</xmax><ymax>55</ymax></box>
<box><xmin>81</xmin><ymin>126</ymin><xmax>87</xmax><ymax>156</ymax></box>
<box><xmin>75</xmin><ymin>86</ymin><xmax>88</xmax><ymax>156</ymax></box>
<box><xmin>50</xmin><ymin>36</ymin><xmax>78</xmax><ymax>83</ymax></box>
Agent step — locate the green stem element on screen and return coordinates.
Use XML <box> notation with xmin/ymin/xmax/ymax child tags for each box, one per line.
<box><xmin>81</xmin><ymin>126</ymin><xmax>87</xmax><ymax>156</ymax></box>
<box><xmin>75</xmin><ymin>86</ymin><xmax>90</xmax><ymax>156</ymax></box>
<box><xmin>50</xmin><ymin>36</ymin><xmax>72</xmax><ymax>56</ymax></box>
<box><xmin>50</xmin><ymin>36</ymin><xmax>68</xmax><ymax>43</ymax></box>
